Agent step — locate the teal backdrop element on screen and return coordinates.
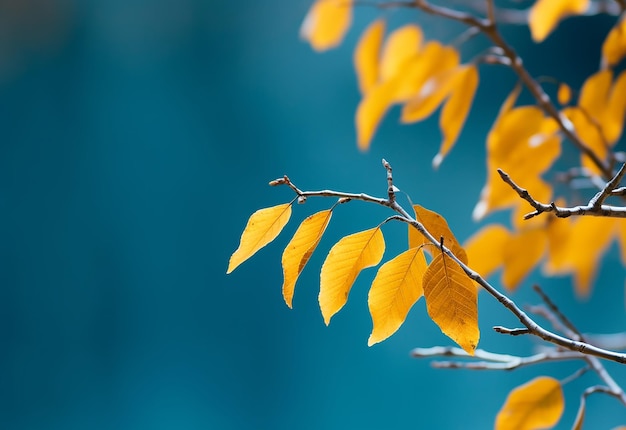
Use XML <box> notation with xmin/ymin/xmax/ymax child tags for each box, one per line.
<box><xmin>0</xmin><ymin>1</ymin><xmax>625</xmax><ymax>428</ymax></box>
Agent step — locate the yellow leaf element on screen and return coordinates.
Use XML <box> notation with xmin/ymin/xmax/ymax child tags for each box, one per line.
<box><xmin>227</xmin><ymin>203</ymin><xmax>292</xmax><ymax>274</ymax></box>
<box><xmin>562</xmin><ymin>107</ymin><xmax>608</xmax><ymax>176</ymax></box>
<box><xmin>392</xmin><ymin>41</ymin><xmax>459</xmax><ymax>103</ymax></box>
<box><xmin>408</xmin><ymin>204</ymin><xmax>468</xmax><ymax>264</ymax></box>
<box><xmin>548</xmin><ymin>216</ymin><xmax>617</xmax><ymax>297</ymax></box>
<box><xmin>495</xmin><ymin>376</ymin><xmax>564</xmax><ymax>430</ymax></box>
<box><xmin>368</xmin><ymin>247</ymin><xmax>427</xmax><ymax>346</ymax></box>
<box><xmin>282</xmin><ymin>210</ymin><xmax>333</xmax><ymax>308</ymax></box>
<box><xmin>354</xmin><ymin>19</ymin><xmax>385</xmax><ymax>94</ymax></box>
<box><xmin>355</xmin><ymin>79</ymin><xmax>397</xmax><ymax>150</ymax></box>
<box><xmin>422</xmin><ymin>253</ymin><xmax>479</xmax><ymax>354</ymax></box>
<box><xmin>602</xmin><ymin>18</ymin><xmax>626</xmax><ymax>68</ymax></box>
<box><xmin>474</xmin><ymin>107</ymin><xmax>560</xmax><ymax>220</ymax></box>
<box><xmin>557</xmin><ymin>83</ymin><xmax>572</xmax><ymax>105</ymax></box>
<box><xmin>578</xmin><ymin>69</ymin><xmax>612</xmax><ymax>123</ymax></box>
<box><xmin>464</xmin><ymin>224</ymin><xmax>510</xmax><ymax>280</ymax></box>
<box><xmin>501</xmin><ymin>227</ymin><xmax>547</xmax><ymax>291</ymax></box>
<box><xmin>604</xmin><ymin>70</ymin><xmax>626</xmax><ymax>144</ymax></box>
<box><xmin>379</xmin><ymin>24</ymin><xmax>423</xmax><ymax>82</ymax></box>
<box><xmin>528</xmin><ymin>0</ymin><xmax>589</xmax><ymax>42</ymax></box>
<box><xmin>319</xmin><ymin>227</ymin><xmax>385</xmax><ymax>324</ymax></box>
<box><xmin>434</xmin><ymin>64</ymin><xmax>479</xmax><ymax>168</ymax></box>
<box><xmin>300</xmin><ymin>0</ymin><xmax>352</xmax><ymax>52</ymax></box>
<box><xmin>401</xmin><ymin>67</ymin><xmax>461</xmax><ymax>124</ymax></box>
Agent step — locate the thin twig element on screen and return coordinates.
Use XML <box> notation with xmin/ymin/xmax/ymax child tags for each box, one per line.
<box><xmin>276</xmin><ymin>160</ymin><xmax>626</xmax><ymax>365</ymax></box>
<box><xmin>498</xmin><ymin>168</ymin><xmax>626</xmax><ymax>218</ymax></box>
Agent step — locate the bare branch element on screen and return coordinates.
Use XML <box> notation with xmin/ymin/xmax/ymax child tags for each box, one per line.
<box><xmin>411</xmin><ymin>346</ymin><xmax>586</xmax><ymax>370</ymax></box>
<box><xmin>498</xmin><ymin>168</ymin><xmax>626</xmax><ymax>219</ymax></box>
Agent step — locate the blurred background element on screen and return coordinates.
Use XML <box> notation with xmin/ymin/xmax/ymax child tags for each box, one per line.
<box><xmin>0</xmin><ymin>0</ymin><xmax>625</xmax><ymax>428</ymax></box>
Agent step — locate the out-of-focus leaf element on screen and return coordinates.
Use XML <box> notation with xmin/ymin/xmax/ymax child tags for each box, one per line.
<box><xmin>227</xmin><ymin>203</ymin><xmax>292</xmax><ymax>274</ymax></box>
<box><xmin>557</xmin><ymin>83</ymin><xmax>572</xmax><ymax>105</ymax></box>
<box><xmin>422</xmin><ymin>253</ymin><xmax>479</xmax><ymax>354</ymax></box>
<box><xmin>319</xmin><ymin>227</ymin><xmax>385</xmax><ymax>324</ymax></box>
<box><xmin>604</xmin><ymin>70</ymin><xmax>626</xmax><ymax>144</ymax></box>
<box><xmin>408</xmin><ymin>204</ymin><xmax>468</xmax><ymax>263</ymax></box>
<box><xmin>282</xmin><ymin>209</ymin><xmax>333</xmax><ymax>308</ymax></box>
<box><xmin>495</xmin><ymin>376</ymin><xmax>564</xmax><ymax>430</ymax></box>
<box><xmin>401</xmin><ymin>67</ymin><xmax>461</xmax><ymax>124</ymax></box>
<box><xmin>434</xmin><ymin>64</ymin><xmax>479</xmax><ymax>168</ymax></box>
<box><xmin>464</xmin><ymin>224</ymin><xmax>510</xmax><ymax>280</ymax></box>
<box><xmin>502</xmin><ymin>226</ymin><xmax>547</xmax><ymax>291</ymax></box>
<box><xmin>379</xmin><ymin>24</ymin><xmax>422</xmax><ymax>82</ymax></box>
<box><xmin>528</xmin><ymin>0</ymin><xmax>589</xmax><ymax>42</ymax></box>
<box><xmin>354</xmin><ymin>19</ymin><xmax>385</xmax><ymax>94</ymax></box>
<box><xmin>602</xmin><ymin>18</ymin><xmax>626</xmax><ymax>68</ymax></box>
<box><xmin>393</xmin><ymin>41</ymin><xmax>459</xmax><ymax>103</ymax></box>
<box><xmin>368</xmin><ymin>247</ymin><xmax>427</xmax><ymax>345</ymax></box>
<box><xmin>300</xmin><ymin>0</ymin><xmax>352</xmax><ymax>51</ymax></box>
<box><xmin>548</xmin><ymin>216</ymin><xmax>617</xmax><ymax>297</ymax></box>
<box><xmin>562</xmin><ymin>107</ymin><xmax>609</xmax><ymax>176</ymax></box>
<box><xmin>474</xmin><ymin>107</ymin><xmax>560</xmax><ymax>220</ymax></box>
<box><xmin>356</xmin><ymin>79</ymin><xmax>397</xmax><ymax>151</ymax></box>
<box><xmin>578</xmin><ymin>69</ymin><xmax>612</xmax><ymax>123</ymax></box>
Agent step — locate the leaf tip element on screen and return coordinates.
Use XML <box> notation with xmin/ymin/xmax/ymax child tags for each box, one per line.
<box><xmin>432</xmin><ymin>153</ymin><xmax>444</xmax><ymax>169</ymax></box>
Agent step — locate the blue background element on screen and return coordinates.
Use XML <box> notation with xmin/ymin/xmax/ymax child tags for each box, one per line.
<box><xmin>0</xmin><ymin>1</ymin><xmax>625</xmax><ymax>428</ymax></box>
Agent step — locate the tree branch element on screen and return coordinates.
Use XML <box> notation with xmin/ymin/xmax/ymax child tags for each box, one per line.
<box><xmin>498</xmin><ymin>166</ymin><xmax>626</xmax><ymax>219</ymax></box>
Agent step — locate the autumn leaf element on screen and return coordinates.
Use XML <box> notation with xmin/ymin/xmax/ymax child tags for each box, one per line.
<box><xmin>604</xmin><ymin>70</ymin><xmax>626</xmax><ymax>144</ymax></box>
<box><xmin>408</xmin><ymin>204</ymin><xmax>468</xmax><ymax>264</ymax></box>
<box><xmin>356</xmin><ymin>79</ymin><xmax>397</xmax><ymax>151</ymax></box>
<box><xmin>319</xmin><ymin>227</ymin><xmax>385</xmax><ymax>324</ymax></box>
<box><xmin>495</xmin><ymin>376</ymin><xmax>564</xmax><ymax>430</ymax></box>
<box><xmin>474</xmin><ymin>106</ymin><xmax>561</xmax><ymax>220</ymax></box>
<box><xmin>300</xmin><ymin>0</ymin><xmax>352</xmax><ymax>51</ymax></box>
<box><xmin>227</xmin><ymin>203</ymin><xmax>292</xmax><ymax>274</ymax></box>
<box><xmin>379</xmin><ymin>24</ymin><xmax>423</xmax><ymax>82</ymax></box>
<box><xmin>368</xmin><ymin>247</ymin><xmax>427</xmax><ymax>346</ymax></box>
<box><xmin>602</xmin><ymin>18</ymin><xmax>626</xmax><ymax>68</ymax></box>
<box><xmin>354</xmin><ymin>19</ymin><xmax>385</xmax><ymax>94</ymax></box>
<box><xmin>528</xmin><ymin>0</ymin><xmax>589</xmax><ymax>42</ymax></box>
<box><xmin>501</xmin><ymin>226</ymin><xmax>547</xmax><ymax>291</ymax></box>
<box><xmin>545</xmin><ymin>216</ymin><xmax>618</xmax><ymax>297</ymax></box>
<box><xmin>401</xmin><ymin>67</ymin><xmax>461</xmax><ymax>124</ymax></box>
<box><xmin>557</xmin><ymin>83</ymin><xmax>572</xmax><ymax>105</ymax></box>
<box><xmin>434</xmin><ymin>64</ymin><xmax>479</xmax><ymax>168</ymax></box>
<box><xmin>422</xmin><ymin>252</ymin><xmax>479</xmax><ymax>354</ymax></box>
<box><xmin>464</xmin><ymin>224</ymin><xmax>510</xmax><ymax>280</ymax></box>
<box><xmin>282</xmin><ymin>209</ymin><xmax>333</xmax><ymax>308</ymax></box>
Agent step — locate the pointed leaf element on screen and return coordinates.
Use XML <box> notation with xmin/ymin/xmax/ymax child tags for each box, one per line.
<box><xmin>501</xmin><ymin>227</ymin><xmax>547</xmax><ymax>291</ymax></box>
<box><xmin>401</xmin><ymin>67</ymin><xmax>461</xmax><ymax>124</ymax></box>
<box><xmin>408</xmin><ymin>204</ymin><xmax>468</xmax><ymax>264</ymax></box>
<box><xmin>320</xmin><ymin>227</ymin><xmax>385</xmax><ymax>324</ymax></box>
<box><xmin>300</xmin><ymin>0</ymin><xmax>352</xmax><ymax>52</ymax></box>
<box><xmin>282</xmin><ymin>209</ymin><xmax>333</xmax><ymax>308</ymax></box>
<box><xmin>356</xmin><ymin>79</ymin><xmax>397</xmax><ymax>150</ymax></box>
<box><xmin>434</xmin><ymin>64</ymin><xmax>479</xmax><ymax>168</ymax></box>
<box><xmin>227</xmin><ymin>203</ymin><xmax>292</xmax><ymax>274</ymax></box>
<box><xmin>464</xmin><ymin>224</ymin><xmax>510</xmax><ymax>280</ymax></box>
<box><xmin>529</xmin><ymin>0</ymin><xmax>589</xmax><ymax>42</ymax></box>
<box><xmin>379</xmin><ymin>24</ymin><xmax>422</xmax><ymax>82</ymax></box>
<box><xmin>354</xmin><ymin>19</ymin><xmax>385</xmax><ymax>94</ymax></box>
<box><xmin>368</xmin><ymin>247</ymin><xmax>427</xmax><ymax>346</ymax></box>
<box><xmin>604</xmin><ymin>70</ymin><xmax>626</xmax><ymax>144</ymax></box>
<box><xmin>422</xmin><ymin>253</ymin><xmax>479</xmax><ymax>354</ymax></box>
<box><xmin>578</xmin><ymin>69</ymin><xmax>612</xmax><ymax>123</ymax></box>
<box><xmin>602</xmin><ymin>18</ymin><xmax>626</xmax><ymax>68</ymax></box>
<box><xmin>495</xmin><ymin>376</ymin><xmax>564</xmax><ymax>430</ymax></box>
<box><xmin>393</xmin><ymin>41</ymin><xmax>459</xmax><ymax>103</ymax></box>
